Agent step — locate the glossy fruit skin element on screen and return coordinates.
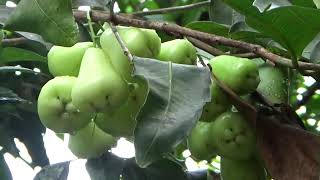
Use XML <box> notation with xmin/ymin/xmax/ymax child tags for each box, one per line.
<box><xmin>95</xmin><ymin>77</ymin><xmax>149</xmax><ymax>137</ymax></box>
<box><xmin>209</xmin><ymin>55</ymin><xmax>260</xmax><ymax>95</ymax></box>
<box><xmin>257</xmin><ymin>64</ymin><xmax>287</xmax><ymax>104</ymax></box>
<box><xmin>220</xmin><ymin>157</ymin><xmax>267</xmax><ymax>180</ymax></box>
<box><xmin>200</xmin><ymin>81</ymin><xmax>231</xmax><ymax>122</ymax></box>
<box><xmin>100</xmin><ymin>27</ymin><xmax>161</xmax><ymax>81</ymax></box>
<box><xmin>37</xmin><ymin>76</ymin><xmax>93</xmax><ymax>133</ymax></box>
<box><xmin>71</xmin><ymin>47</ymin><xmax>129</xmax><ymax>113</ymax></box>
<box><xmin>68</xmin><ymin>122</ymin><xmax>117</xmax><ymax>159</ymax></box>
<box><xmin>209</xmin><ymin>111</ymin><xmax>256</xmax><ymax>160</ymax></box>
<box><xmin>157</xmin><ymin>39</ymin><xmax>197</xmax><ymax>65</ymax></box>
<box><xmin>48</xmin><ymin>42</ymin><xmax>94</xmax><ymax>77</ymax></box>
<box><xmin>188</xmin><ymin>121</ymin><xmax>217</xmax><ymax>161</ymax></box>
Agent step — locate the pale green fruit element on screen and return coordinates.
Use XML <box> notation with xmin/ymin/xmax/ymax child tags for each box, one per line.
<box><xmin>48</xmin><ymin>42</ymin><xmax>94</xmax><ymax>77</ymax></box>
<box><xmin>37</xmin><ymin>76</ymin><xmax>93</xmax><ymax>133</ymax></box>
<box><xmin>71</xmin><ymin>48</ymin><xmax>129</xmax><ymax>113</ymax></box>
<box><xmin>100</xmin><ymin>27</ymin><xmax>161</xmax><ymax>81</ymax></box>
<box><xmin>210</xmin><ymin>111</ymin><xmax>256</xmax><ymax>160</ymax></box>
<box><xmin>157</xmin><ymin>39</ymin><xmax>197</xmax><ymax>65</ymax></box>
<box><xmin>200</xmin><ymin>81</ymin><xmax>231</xmax><ymax>122</ymax></box>
<box><xmin>209</xmin><ymin>55</ymin><xmax>260</xmax><ymax>95</ymax></box>
<box><xmin>95</xmin><ymin>77</ymin><xmax>149</xmax><ymax>137</ymax></box>
<box><xmin>68</xmin><ymin>122</ymin><xmax>117</xmax><ymax>159</ymax></box>
<box><xmin>257</xmin><ymin>65</ymin><xmax>287</xmax><ymax>104</ymax></box>
<box><xmin>221</xmin><ymin>157</ymin><xmax>267</xmax><ymax>180</ymax></box>
<box><xmin>188</xmin><ymin>121</ymin><xmax>217</xmax><ymax>161</ymax></box>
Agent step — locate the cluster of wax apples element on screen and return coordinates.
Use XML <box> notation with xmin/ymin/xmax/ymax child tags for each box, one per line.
<box><xmin>37</xmin><ymin>25</ymin><xmax>197</xmax><ymax>159</ymax></box>
<box><xmin>187</xmin><ymin>56</ymin><xmax>287</xmax><ymax>180</ymax></box>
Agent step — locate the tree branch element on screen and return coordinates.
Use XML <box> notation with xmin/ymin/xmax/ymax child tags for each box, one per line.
<box><xmin>2</xmin><ymin>37</ymin><xmax>28</xmax><ymax>46</ymax></box>
<box><xmin>73</xmin><ymin>10</ymin><xmax>320</xmax><ymax>71</ymax></box>
<box><xmin>131</xmin><ymin>1</ymin><xmax>210</xmax><ymax>16</ymax></box>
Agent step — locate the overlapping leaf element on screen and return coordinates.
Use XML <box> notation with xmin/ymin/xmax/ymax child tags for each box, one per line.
<box><xmin>133</xmin><ymin>57</ymin><xmax>211</xmax><ymax>167</ymax></box>
<box><xmin>5</xmin><ymin>0</ymin><xmax>79</xmax><ymax>46</ymax></box>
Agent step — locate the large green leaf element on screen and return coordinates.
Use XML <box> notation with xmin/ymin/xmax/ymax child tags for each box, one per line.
<box><xmin>209</xmin><ymin>0</ymin><xmax>243</xmax><ymax>25</ymax></box>
<box><xmin>0</xmin><ymin>47</ymin><xmax>46</xmax><ymax>64</ymax></box>
<box><xmin>34</xmin><ymin>162</ymin><xmax>70</xmax><ymax>180</ymax></box>
<box><xmin>133</xmin><ymin>57</ymin><xmax>211</xmax><ymax>167</ymax></box>
<box><xmin>223</xmin><ymin>0</ymin><xmax>320</xmax><ymax>58</ymax></box>
<box><xmin>86</xmin><ymin>153</ymin><xmax>125</xmax><ymax>180</ymax></box>
<box><xmin>5</xmin><ymin>0</ymin><xmax>79</xmax><ymax>46</ymax></box>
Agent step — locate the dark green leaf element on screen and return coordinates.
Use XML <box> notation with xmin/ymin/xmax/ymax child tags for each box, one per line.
<box><xmin>133</xmin><ymin>57</ymin><xmax>211</xmax><ymax>167</ymax></box>
<box><xmin>16</xmin><ymin>31</ymin><xmax>52</xmax><ymax>49</ymax></box>
<box><xmin>186</xmin><ymin>21</ymin><xmax>229</xmax><ymax>37</ymax></box>
<box><xmin>122</xmin><ymin>159</ymin><xmax>188</xmax><ymax>180</ymax></box>
<box><xmin>209</xmin><ymin>0</ymin><xmax>243</xmax><ymax>25</ymax></box>
<box><xmin>0</xmin><ymin>153</ymin><xmax>12</xmax><ymax>180</ymax></box>
<box><xmin>253</xmin><ymin>0</ymin><xmax>291</xmax><ymax>12</ymax></box>
<box><xmin>5</xmin><ymin>0</ymin><xmax>79</xmax><ymax>46</ymax></box>
<box><xmin>85</xmin><ymin>152</ymin><xmax>125</xmax><ymax>180</ymax></box>
<box><xmin>0</xmin><ymin>47</ymin><xmax>46</xmax><ymax>64</ymax></box>
<box><xmin>223</xmin><ymin>0</ymin><xmax>320</xmax><ymax>58</ymax></box>
<box><xmin>290</xmin><ymin>0</ymin><xmax>316</xmax><ymax>8</ymax></box>
<box><xmin>34</xmin><ymin>161</ymin><xmax>70</xmax><ymax>180</ymax></box>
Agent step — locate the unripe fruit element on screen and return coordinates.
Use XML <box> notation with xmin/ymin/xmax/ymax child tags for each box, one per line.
<box><xmin>48</xmin><ymin>42</ymin><xmax>94</xmax><ymax>77</ymax></box>
<box><xmin>95</xmin><ymin>77</ymin><xmax>148</xmax><ymax>137</ymax></box>
<box><xmin>37</xmin><ymin>76</ymin><xmax>93</xmax><ymax>133</ymax></box>
<box><xmin>200</xmin><ymin>81</ymin><xmax>231</xmax><ymax>122</ymax></box>
<box><xmin>68</xmin><ymin>122</ymin><xmax>116</xmax><ymax>159</ymax></box>
<box><xmin>100</xmin><ymin>27</ymin><xmax>161</xmax><ymax>81</ymax></box>
<box><xmin>209</xmin><ymin>55</ymin><xmax>260</xmax><ymax>95</ymax></box>
<box><xmin>257</xmin><ymin>65</ymin><xmax>287</xmax><ymax>104</ymax></box>
<box><xmin>71</xmin><ymin>47</ymin><xmax>129</xmax><ymax>113</ymax></box>
<box><xmin>209</xmin><ymin>111</ymin><xmax>256</xmax><ymax>160</ymax></box>
<box><xmin>157</xmin><ymin>39</ymin><xmax>197</xmax><ymax>65</ymax></box>
<box><xmin>188</xmin><ymin>121</ymin><xmax>217</xmax><ymax>161</ymax></box>
<box><xmin>220</xmin><ymin>157</ymin><xmax>267</xmax><ymax>180</ymax></box>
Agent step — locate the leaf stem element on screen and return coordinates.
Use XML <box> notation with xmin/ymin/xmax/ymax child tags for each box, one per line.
<box><xmin>86</xmin><ymin>10</ymin><xmax>97</xmax><ymax>47</ymax></box>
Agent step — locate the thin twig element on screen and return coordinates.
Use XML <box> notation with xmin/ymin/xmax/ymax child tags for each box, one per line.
<box><xmin>187</xmin><ymin>37</ymin><xmax>224</xmax><ymax>56</ymax></box>
<box><xmin>131</xmin><ymin>0</ymin><xmax>210</xmax><ymax>16</ymax></box>
<box><xmin>107</xmin><ymin>0</ymin><xmax>133</xmax><ymax>62</ymax></box>
<box><xmin>2</xmin><ymin>37</ymin><xmax>28</xmax><ymax>46</ymax></box>
<box><xmin>293</xmin><ymin>81</ymin><xmax>320</xmax><ymax>110</ymax></box>
<box><xmin>72</xmin><ymin>10</ymin><xmax>320</xmax><ymax>71</ymax></box>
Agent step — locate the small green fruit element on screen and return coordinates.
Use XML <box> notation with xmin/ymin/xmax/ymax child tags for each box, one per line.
<box><xmin>209</xmin><ymin>111</ymin><xmax>256</xmax><ymax>160</ymax></box>
<box><xmin>200</xmin><ymin>81</ymin><xmax>231</xmax><ymax>122</ymax></box>
<box><xmin>257</xmin><ymin>65</ymin><xmax>287</xmax><ymax>104</ymax></box>
<box><xmin>100</xmin><ymin>27</ymin><xmax>161</xmax><ymax>81</ymax></box>
<box><xmin>68</xmin><ymin>122</ymin><xmax>116</xmax><ymax>159</ymax></box>
<box><xmin>220</xmin><ymin>157</ymin><xmax>267</xmax><ymax>180</ymax></box>
<box><xmin>95</xmin><ymin>77</ymin><xmax>149</xmax><ymax>137</ymax></box>
<box><xmin>157</xmin><ymin>39</ymin><xmax>197</xmax><ymax>65</ymax></box>
<box><xmin>71</xmin><ymin>47</ymin><xmax>129</xmax><ymax>113</ymax></box>
<box><xmin>48</xmin><ymin>42</ymin><xmax>94</xmax><ymax>77</ymax></box>
<box><xmin>209</xmin><ymin>55</ymin><xmax>260</xmax><ymax>95</ymax></box>
<box><xmin>188</xmin><ymin>121</ymin><xmax>217</xmax><ymax>161</ymax></box>
<box><xmin>37</xmin><ymin>76</ymin><xmax>93</xmax><ymax>133</ymax></box>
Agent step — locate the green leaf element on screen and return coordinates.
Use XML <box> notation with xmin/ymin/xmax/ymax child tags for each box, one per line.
<box><xmin>86</xmin><ymin>153</ymin><xmax>125</xmax><ymax>180</ymax></box>
<box><xmin>133</xmin><ymin>57</ymin><xmax>211</xmax><ymax>167</ymax></box>
<box><xmin>222</xmin><ymin>0</ymin><xmax>320</xmax><ymax>58</ymax></box>
<box><xmin>186</xmin><ymin>21</ymin><xmax>230</xmax><ymax>37</ymax></box>
<box><xmin>0</xmin><ymin>47</ymin><xmax>46</xmax><ymax>64</ymax></box>
<box><xmin>34</xmin><ymin>162</ymin><xmax>70</xmax><ymax>180</ymax></box>
<box><xmin>0</xmin><ymin>153</ymin><xmax>12</xmax><ymax>180</ymax></box>
<box><xmin>252</xmin><ymin>0</ymin><xmax>291</xmax><ymax>12</ymax></box>
<box><xmin>5</xmin><ymin>0</ymin><xmax>79</xmax><ymax>46</ymax></box>
<box><xmin>209</xmin><ymin>0</ymin><xmax>244</xmax><ymax>25</ymax></box>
